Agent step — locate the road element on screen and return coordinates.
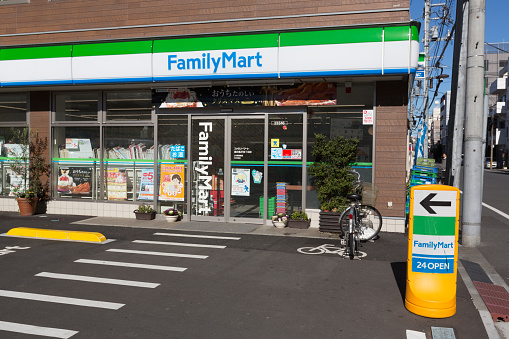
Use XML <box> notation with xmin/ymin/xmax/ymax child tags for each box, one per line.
<box><xmin>0</xmin><ymin>212</ymin><xmax>487</xmax><ymax>339</ymax></box>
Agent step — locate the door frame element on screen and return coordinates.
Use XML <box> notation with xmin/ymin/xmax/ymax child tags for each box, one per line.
<box><xmin>189</xmin><ymin>114</ymin><xmax>267</xmax><ymax>223</ymax></box>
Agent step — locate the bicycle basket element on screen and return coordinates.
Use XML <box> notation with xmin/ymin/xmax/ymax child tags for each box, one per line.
<box><xmin>361</xmin><ymin>183</ymin><xmax>378</xmax><ymax>206</ymax></box>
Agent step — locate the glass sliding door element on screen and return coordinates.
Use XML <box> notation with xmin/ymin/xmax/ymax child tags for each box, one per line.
<box><xmin>228</xmin><ymin>117</ymin><xmax>265</xmax><ymax>222</ymax></box>
<box><xmin>191</xmin><ymin>117</ymin><xmax>225</xmax><ymax>220</ymax></box>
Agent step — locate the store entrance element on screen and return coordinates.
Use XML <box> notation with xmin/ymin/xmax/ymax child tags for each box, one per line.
<box><xmin>191</xmin><ymin>116</ymin><xmax>265</xmax><ymax>223</ymax></box>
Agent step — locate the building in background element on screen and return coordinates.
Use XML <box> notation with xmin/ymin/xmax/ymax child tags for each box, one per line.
<box><xmin>430</xmin><ymin>101</ymin><xmax>442</xmax><ymax>159</ymax></box>
<box><xmin>486</xmin><ymin>43</ymin><xmax>509</xmax><ymax>168</ymax></box>
<box><xmin>0</xmin><ymin>0</ymin><xmax>418</xmax><ymax>233</ymax></box>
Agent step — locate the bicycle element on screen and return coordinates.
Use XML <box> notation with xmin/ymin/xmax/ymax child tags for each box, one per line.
<box><xmin>339</xmin><ymin>170</ymin><xmax>383</xmax><ymax>259</ymax></box>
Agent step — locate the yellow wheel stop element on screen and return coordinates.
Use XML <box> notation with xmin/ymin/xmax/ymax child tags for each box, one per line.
<box><xmin>6</xmin><ymin>227</ymin><xmax>106</xmax><ymax>242</ymax></box>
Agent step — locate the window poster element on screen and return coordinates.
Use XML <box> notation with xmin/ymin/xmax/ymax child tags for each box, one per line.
<box><xmin>276</xmin><ymin>182</ymin><xmax>287</xmax><ymax>214</ymax></box>
<box><xmin>107</xmin><ymin>168</ymin><xmax>127</xmax><ymax>200</ymax></box>
<box><xmin>8</xmin><ymin>173</ymin><xmax>25</xmax><ymax>197</ymax></box>
<box><xmin>138</xmin><ymin>168</ymin><xmax>154</xmax><ymax>200</ymax></box>
<box><xmin>58</xmin><ymin>167</ymin><xmax>92</xmax><ymax>196</ymax></box>
<box><xmin>159</xmin><ymin>164</ymin><xmax>185</xmax><ymax>201</ymax></box>
<box><xmin>231</xmin><ymin>168</ymin><xmax>250</xmax><ymax>196</ymax></box>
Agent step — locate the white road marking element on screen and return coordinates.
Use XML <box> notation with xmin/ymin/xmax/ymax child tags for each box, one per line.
<box><xmin>154</xmin><ymin>232</ymin><xmax>240</xmax><ymax>240</ymax></box>
<box><xmin>0</xmin><ymin>320</ymin><xmax>78</xmax><ymax>338</ymax></box>
<box><xmin>133</xmin><ymin>240</ymin><xmax>226</xmax><ymax>249</ymax></box>
<box><xmin>483</xmin><ymin>202</ymin><xmax>509</xmax><ymax>220</ymax></box>
<box><xmin>75</xmin><ymin>259</ymin><xmax>187</xmax><ymax>272</ymax></box>
<box><xmin>0</xmin><ymin>289</ymin><xmax>123</xmax><ymax>310</ymax></box>
<box><xmin>107</xmin><ymin>248</ymin><xmax>208</xmax><ymax>259</ymax></box>
<box><xmin>406</xmin><ymin>329</ymin><xmax>427</xmax><ymax>339</ymax></box>
<box><xmin>35</xmin><ymin>272</ymin><xmax>160</xmax><ymax>288</ymax></box>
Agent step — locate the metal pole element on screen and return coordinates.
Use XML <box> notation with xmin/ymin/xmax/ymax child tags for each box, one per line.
<box><xmin>462</xmin><ymin>0</ymin><xmax>485</xmax><ymax>247</ymax></box>
<box><xmin>448</xmin><ymin>0</ymin><xmax>469</xmax><ymax>188</ymax></box>
<box><xmin>423</xmin><ymin>0</ymin><xmax>430</xmax><ymax>158</ymax></box>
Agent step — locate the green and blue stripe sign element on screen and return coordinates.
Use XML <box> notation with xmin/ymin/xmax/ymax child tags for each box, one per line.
<box><xmin>0</xmin><ymin>25</ymin><xmax>419</xmax><ymax>87</ymax></box>
<box><xmin>410</xmin><ymin>188</ymin><xmax>459</xmax><ymax>274</ymax></box>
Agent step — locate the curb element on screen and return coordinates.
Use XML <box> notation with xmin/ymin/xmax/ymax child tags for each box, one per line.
<box><xmin>6</xmin><ymin>227</ymin><xmax>107</xmax><ymax>242</ymax></box>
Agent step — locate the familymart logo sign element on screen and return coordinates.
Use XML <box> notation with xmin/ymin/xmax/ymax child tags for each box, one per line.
<box><xmin>164</xmin><ymin>48</ymin><xmax>278</xmax><ymax>77</ymax></box>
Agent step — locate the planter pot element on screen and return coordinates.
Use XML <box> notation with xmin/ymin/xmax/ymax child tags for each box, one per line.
<box><xmin>319</xmin><ymin>211</ymin><xmax>343</xmax><ymax>234</ymax></box>
<box><xmin>134</xmin><ymin>211</ymin><xmax>156</xmax><ymax>220</ymax></box>
<box><xmin>165</xmin><ymin>215</ymin><xmax>179</xmax><ymax>223</ymax></box>
<box><xmin>16</xmin><ymin>197</ymin><xmax>38</xmax><ymax>216</ymax></box>
<box><xmin>273</xmin><ymin>221</ymin><xmax>286</xmax><ymax>228</ymax></box>
<box><xmin>287</xmin><ymin>219</ymin><xmax>311</xmax><ymax>229</ymax></box>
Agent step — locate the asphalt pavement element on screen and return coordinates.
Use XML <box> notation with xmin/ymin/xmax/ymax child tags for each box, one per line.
<box><xmin>0</xmin><ymin>170</ymin><xmax>507</xmax><ymax>338</ymax></box>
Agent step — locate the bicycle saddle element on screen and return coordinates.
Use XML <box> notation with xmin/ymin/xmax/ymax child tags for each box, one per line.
<box><xmin>346</xmin><ymin>194</ymin><xmax>362</xmax><ymax>201</ymax></box>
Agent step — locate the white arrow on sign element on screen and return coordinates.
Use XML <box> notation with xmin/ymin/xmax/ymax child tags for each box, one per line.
<box><xmin>413</xmin><ymin>190</ymin><xmax>457</xmax><ymax>217</ymax></box>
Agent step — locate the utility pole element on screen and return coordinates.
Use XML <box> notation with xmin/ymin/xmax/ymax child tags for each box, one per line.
<box><xmin>462</xmin><ymin>0</ymin><xmax>485</xmax><ymax>247</ymax></box>
<box><xmin>447</xmin><ymin>0</ymin><xmax>469</xmax><ymax>188</ymax></box>
<box><xmin>423</xmin><ymin>0</ymin><xmax>431</xmax><ymax>158</ymax></box>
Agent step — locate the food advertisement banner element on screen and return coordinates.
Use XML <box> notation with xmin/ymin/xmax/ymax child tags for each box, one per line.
<box><xmin>107</xmin><ymin>168</ymin><xmax>127</xmax><ymax>200</ymax></box>
<box><xmin>153</xmin><ymin>83</ymin><xmax>336</xmax><ymax>109</ymax></box>
<box><xmin>159</xmin><ymin>164</ymin><xmax>185</xmax><ymax>201</ymax></box>
<box><xmin>138</xmin><ymin>169</ymin><xmax>154</xmax><ymax>200</ymax></box>
<box><xmin>58</xmin><ymin>167</ymin><xmax>92</xmax><ymax>196</ymax></box>
<box><xmin>231</xmin><ymin>168</ymin><xmax>250</xmax><ymax>197</ymax></box>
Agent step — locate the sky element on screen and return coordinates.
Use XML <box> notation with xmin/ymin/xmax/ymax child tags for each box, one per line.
<box><xmin>409</xmin><ymin>0</ymin><xmax>507</xmax><ymax>119</ymax></box>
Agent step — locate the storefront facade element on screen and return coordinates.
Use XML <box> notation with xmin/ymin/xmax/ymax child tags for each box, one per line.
<box><xmin>0</xmin><ymin>2</ymin><xmax>417</xmax><ymax>232</ymax></box>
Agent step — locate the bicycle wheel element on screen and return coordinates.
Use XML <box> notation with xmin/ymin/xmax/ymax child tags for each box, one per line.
<box><xmin>297</xmin><ymin>246</ymin><xmax>325</xmax><ymax>255</ymax></box>
<box><xmin>338</xmin><ymin>207</ymin><xmax>352</xmax><ymax>236</ymax></box>
<box><xmin>348</xmin><ymin>232</ymin><xmax>355</xmax><ymax>260</ymax></box>
<box><xmin>358</xmin><ymin>205</ymin><xmax>382</xmax><ymax>241</ymax></box>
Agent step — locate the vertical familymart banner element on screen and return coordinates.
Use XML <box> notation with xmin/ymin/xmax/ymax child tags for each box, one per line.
<box><xmin>410</xmin><ymin>186</ymin><xmax>459</xmax><ymax>274</ymax></box>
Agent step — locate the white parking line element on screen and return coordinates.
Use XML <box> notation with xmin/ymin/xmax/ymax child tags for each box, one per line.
<box><xmin>107</xmin><ymin>248</ymin><xmax>208</xmax><ymax>259</ymax></box>
<box><xmin>35</xmin><ymin>272</ymin><xmax>160</xmax><ymax>288</ymax></box>
<box><xmin>154</xmin><ymin>232</ymin><xmax>241</xmax><ymax>240</ymax></box>
<box><xmin>482</xmin><ymin>202</ymin><xmax>509</xmax><ymax>220</ymax></box>
<box><xmin>0</xmin><ymin>320</ymin><xmax>78</xmax><ymax>339</ymax></box>
<box><xmin>75</xmin><ymin>259</ymin><xmax>187</xmax><ymax>272</ymax></box>
<box><xmin>0</xmin><ymin>289</ymin><xmax>124</xmax><ymax>310</ymax></box>
<box><xmin>133</xmin><ymin>240</ymin><xmax>226</xmax><ymax>249</ymax></box>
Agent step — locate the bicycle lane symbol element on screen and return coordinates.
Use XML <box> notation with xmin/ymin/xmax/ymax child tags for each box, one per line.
<box><xmin>297</xmin><ymin>244</ymin><xmax>367</xmax><ymax>258</ymax></box>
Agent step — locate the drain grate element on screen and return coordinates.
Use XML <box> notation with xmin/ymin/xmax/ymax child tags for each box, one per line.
<box><xmin>473</xmin><ymin>281</ymin><xmax>509</xmax><ymax>322</ymax></box>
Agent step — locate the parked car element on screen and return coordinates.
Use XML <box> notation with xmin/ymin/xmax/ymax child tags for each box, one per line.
<box><xmin>485</xmin><ymin>157</ymin><xmax>497</xmax><ymax>169</ymax></box>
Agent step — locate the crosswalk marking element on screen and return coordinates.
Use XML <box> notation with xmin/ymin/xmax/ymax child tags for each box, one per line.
<box><xmin>106</xmin><ymin>248</ymin><xmax>208</xmax><ymax>259</ymax></box>
<box><xmin>0</xmin><ymin>289</ymin><xmax>124</xmax><ymax>310</ymax></box>
<box><xmin>133</xmin><ymin>240</ymin><xmax>226</xmax><ymax>249</ymax></box>
<box><xmin>154</xmin><ymin>232</ymin><xmax>241</xmax><ymax>240</ymax></box>
<box><xmin>75</xmin><ymin>259</ymin><xmax>187</xmax><ymax>272</ymax></box>
<box><xmin>0</xmin><ymin>320</ymin><xmax>78</xmax><ymax>339</ymax></box>
<box><xmin>35</xmin><ymin>272</ymin><xmax>160</xmax><ymax>288</ymax></box>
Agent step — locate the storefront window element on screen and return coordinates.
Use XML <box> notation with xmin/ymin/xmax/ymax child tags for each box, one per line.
<box><xmin>158</xmin><ymin>116</ymin><xmax>188</xmax><ymax>214</ymax></box>
<box><xmin>1</xmin><ymin>127</ymin><xmax>28</xmax><ymax>196</ymax></box>
<box><xmin>105</xmin><ymin>91</ymin><xmax>152</xmax><ymax>121</ymax></box>
<box><xmin>103</xmin><ymin>126</ymin><xmax>154</xmax><ymax>201</ymax></box>
<box><xmin>55</xmin><ymin>92</ymin><xmax>99</xmax><ymax>122</ymax></box>
<box><xmin>0</xmin><ymin>93</ymin><xmax>27</xmax><ymax>122</ymax></box>
<box><xmin>52</xmin><ymin>127</ymin><xmax>100</xmax><ymax>199</ymax></box>
<box><xmin>306</xmin><ymin>107</ymin><xmax>374</xmax><ymax>209</ymax></box>
<box><xmin>267</xmin><ymin>114</ymin><xmax>303</xmax><ymax>217</ymax></box>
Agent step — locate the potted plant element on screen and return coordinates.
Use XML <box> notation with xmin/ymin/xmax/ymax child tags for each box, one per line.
<box><xmin>7</xmin><ymin>128</ymin><xmax>51</xmax><ymax>216</ymax></box>
<box><xmin>163</xmin><ymin>207</ymin><xmax>181</xmax><ymax>222</ymax></box>
<box><xmin>271</xmin><ymin>212</ymin><xmax>288</xmax><ymax>228</ymax></box>
<box><xmin>308</xmin><ymin>133</ymin><xmax>358</xmax><ymax>233</ymax></box>
<box><xmin>134</xmin><ymin>203</ymin><xmax>156</xmax><ymax>220</ymax></box>
<box><xmin>287</xmin><ymin>209</ymin><xmax>310</xmax><ymax>229</ymax></box>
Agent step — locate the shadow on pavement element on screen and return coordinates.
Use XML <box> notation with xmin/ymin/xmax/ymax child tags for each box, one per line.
<box><xmin>391</xmin><ymin>261</ymin><xmax>407</xmax><ymax>302</ymax></box>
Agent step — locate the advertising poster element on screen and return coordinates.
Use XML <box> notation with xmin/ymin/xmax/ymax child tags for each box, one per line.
<box><xmin>231</xmin><ymin>168</ymin><xmax>250</xmax><ymax>196</ymax></box>
<box><xmin>58</xmin><ymin>167</ymin><xmax>92</xmax><ymax>196</ymax></box>
<box><xmin>107</xmin><ymin>168</ymin><xmax>127</xmax><ymax>200</ymax></box>
<box><xmin>159</xmin><ymin>164</ymin><xmax>185</xmax><ymax>201</ymax></box>
<box><xmin>138</xmin><ymin>169</ymin><xmax>154</xmax><ymax>200</ymax></box>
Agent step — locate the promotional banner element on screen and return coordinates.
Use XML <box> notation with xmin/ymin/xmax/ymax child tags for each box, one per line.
<box><xmin>159</xmin><ymin>164</ymin><xmax>185</xmax><ymax>201</ymax></box>
<box><xmin>138</xmin><ymin>168</ymin><xmax>154</xmax><ymax>200</ymax></box>
<box><xmin>57</xmin><ymin>167</ymin><xmax>92</xmax><ymax>196</ymax></box>
<box><xmin>231</xmin><ymin>168</ymin><xmax>250</xmax><ymax>196</ymax></box>
<box><xmin>107</xmin><ymin>168</ymin><xmax>127</xmax><ymax>200</ymax></box>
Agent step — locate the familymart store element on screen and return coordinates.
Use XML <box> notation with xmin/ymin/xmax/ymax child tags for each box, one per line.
<box><xmin>0</xmin><ymin>23</ymin><xmax>419</xmax><ymax>231</ymax></box>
